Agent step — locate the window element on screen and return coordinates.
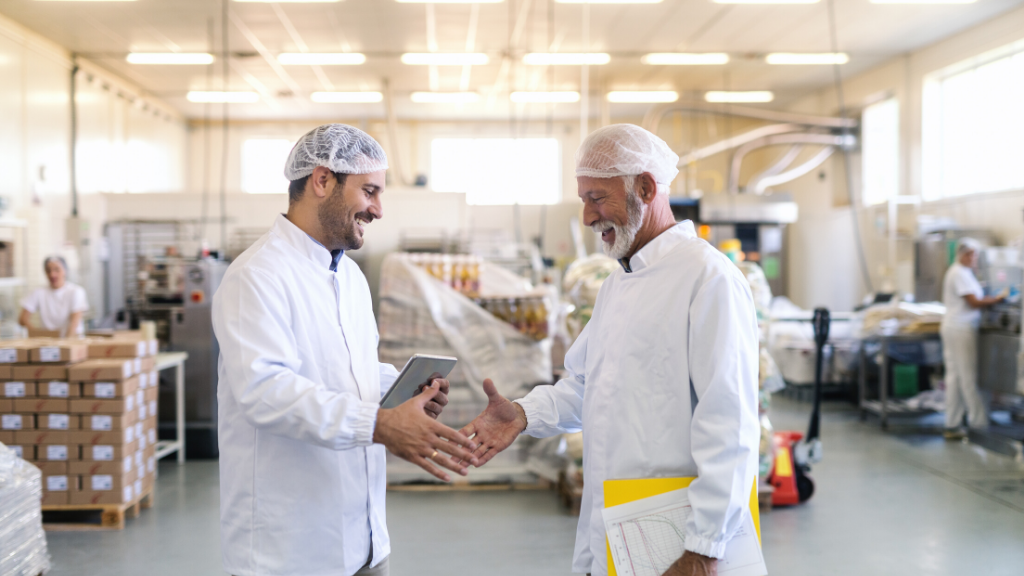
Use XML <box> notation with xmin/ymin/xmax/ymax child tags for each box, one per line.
<box><xmin>922</xmin><ymin>43</ymin><xmax>1024</xmax><ymax>200</ymax></box>
<box><xmin>860</xmin><ymin>98</ymin><xmax>899</xmax><ymax>206</ymax></box>
<box><xmin>431</xmin><ymin>138</ymin><xmax>561</xmax><ymax>205</ymax></box>
<box><xmin>241</xmin><ymin>139</ymin><xmax>293</xmax><ymax>194</ymax></box>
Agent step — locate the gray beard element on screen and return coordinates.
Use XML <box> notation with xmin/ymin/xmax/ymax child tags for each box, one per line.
<box><xmin>594</xmin><ymin>189</ymin><xmax>646</xmax><ymax>260</ymax></box>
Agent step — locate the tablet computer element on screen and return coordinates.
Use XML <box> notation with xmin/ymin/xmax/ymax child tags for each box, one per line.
<box><xmin>379</xmin><ymin>354</ymin><xmax>458</xmax><ymax>409</ymax></box>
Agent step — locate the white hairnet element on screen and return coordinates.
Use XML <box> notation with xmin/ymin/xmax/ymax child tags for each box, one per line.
<box><xmin>957</xmin><ymin>237</ymin><xmax>982</xmax><ymax>255</ymax></box>
<box><xmin>575</xmin><ymin>124</ymin><xmax>679</xmax><ymax>188</ymax></box>
<box><xmin>284</xmin><ymin>124</ymin><xmax>388</xmax><ymax>181</ymax></box>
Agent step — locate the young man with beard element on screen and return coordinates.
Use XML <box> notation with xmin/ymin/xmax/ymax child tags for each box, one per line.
<box><xmin>212</xmin><ymin>124</ymin><xmax>479</xmax><ymax>576</ymax></box>
<box><xmin>461</xmin><ymin>124</ymin><xmax>761</xmax><ymax>576</ymax></box>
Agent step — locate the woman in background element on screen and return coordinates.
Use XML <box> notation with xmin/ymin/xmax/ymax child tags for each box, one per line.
<box><xmin>18</xmin><ymin>256</ymin><xmax>89</xmax><ymax>337</ymax></box>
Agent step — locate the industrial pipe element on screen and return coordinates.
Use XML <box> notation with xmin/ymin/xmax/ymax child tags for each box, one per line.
<box><xmin>727</xmin><ymin>133</ymin><xmax>855</xmax><ymax>194</ymax></box>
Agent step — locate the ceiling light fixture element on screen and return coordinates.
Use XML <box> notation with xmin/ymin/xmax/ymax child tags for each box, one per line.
<box><xmin>34</xmin><ymin>0</ymin><xmax>137</xmax><ymax>2</ymax></box>
<box><xmin>186</xmin><ymin>91</ymin><xmax>260</xmax><ymax>103</ymax></box>
<box><xmin>705</xmin><ymin>91</ymin><xmax>774</xmax><ymax>103</ymax></box>
<box><xmin>766</xmin><ymin>52</ymin><xmax>849</xmax><ymax>65</ymax></box>
<box><xmin>641</xmin><ymin>53</ymin><xmax>729</xmax><ymax>65</ymax></box>
<box><xmin>311</xmin><ymin>92</ymin><xmax>383</xmax><ymax>103</ymax></box>
<box><xmin>713</xmin><ymin>0</ymin><xmax>818</xmax><ymax>4</ymax></box>
<box><xmin>396</xmin><ymin>0</ymin><xmax>503</xmax><ymax>3</ymax></box>
<box><xmin>410</xmin><ymin>91</ymin><xmax>480</xmax><ymax>103</ymax></box>
<box><xmin>607</xmin><ymin>91</ymin><xmax>679</xmax><ymax>103</ymax></box>
<box><xmin>523</xmin><ymin>53</ymin><xmax>611</xmax><ymax>66</ymax></box>
<box><xmin>510</xmin><ymin>91</ymin><xmax>581</xmax><ymax>103</ymax></box>
<box><xmin>233</xmin><ymin>0</ymin><xmax>340</xmax><ymax>3</ymax></box>
<box><xmin>278</xmin><ymin>53</ymin><xmax>366</xmax><ymax>65</ymax></box>
<box><xmin>401</xmin><ymin>53</ymin><xmax>489</xmax><ymax>66</ymax></box>
<box><xmin>870</xmin><ymin>0</ymin><xmax>976</xmax><ymax>4</ymax></box>
<box><xmin>127</xmin><ymin>53</ymin><xmax>214</xmax><ymax>65</ymax></box>
<box><xmin>555</xmin><ymin>0</ymin><xmax>662</xmax><ymax>3</ymax></box>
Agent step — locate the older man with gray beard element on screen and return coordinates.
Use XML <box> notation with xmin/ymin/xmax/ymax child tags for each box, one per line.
<box><xmin>462</xmin><ymin>124</ymin><xmax>762</xmax><ymax>576</ymax></box>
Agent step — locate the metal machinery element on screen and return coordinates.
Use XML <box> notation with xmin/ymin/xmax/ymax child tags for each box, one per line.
<box><xmin>105</xmin><ymin>221</ymin><xmax>228</xmax><ymax>458</ymax></box>
<box><xmin>913</xmin><ymin>229</ymin><xmax>994</xmax><ymax>303</ymax></box>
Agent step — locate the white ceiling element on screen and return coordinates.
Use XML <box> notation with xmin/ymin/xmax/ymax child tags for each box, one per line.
<box><xmin>2</xmin><ymin>0</ymin><xmax>1021</xmax><ymax>120</ymax></box>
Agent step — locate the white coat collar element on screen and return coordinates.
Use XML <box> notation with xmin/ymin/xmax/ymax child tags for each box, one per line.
<box><xmin>621</xmin><ymin>220</ymin><xmax>696</xmax><ymax>273</ymax></box>
<box><xmin>273</xmin><ymin>213</ymin><xmax>337</xmax><ymax>271</ymax></box>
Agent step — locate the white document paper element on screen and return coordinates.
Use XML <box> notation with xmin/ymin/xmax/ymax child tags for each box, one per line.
<box><xmin>602</xmin><ymin>488</ymin><xmax>767</xmax><ymax>576</ymax></box>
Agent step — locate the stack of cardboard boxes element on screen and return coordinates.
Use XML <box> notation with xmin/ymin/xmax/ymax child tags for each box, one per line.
<box><xmin>0</xmin><ymin>335</ymin><xmax>159</xmax><ymax>507</ymax></box>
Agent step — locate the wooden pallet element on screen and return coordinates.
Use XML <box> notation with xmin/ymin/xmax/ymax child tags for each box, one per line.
<box><xmin>41</xmin><ymin>489</ymin><xmax>154</xmax><ymax>531</ymax></box>
<box><xmin>388</xmin><ymin>478</ymin><xmax>553</xmax><ymax>493</ymax></box>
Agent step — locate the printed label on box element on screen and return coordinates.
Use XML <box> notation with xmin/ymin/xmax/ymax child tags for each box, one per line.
<box><xmin>125</xmin><ymin>427</ymin><xmax>134</xmax><ymax>443</ymax></box>
<box><xmin>48</xmin><ymin>381</ymin><xmax>69</xmax><ymax>398</ymax></box>
<box><xmin>91</xmin><ymin>415</ymin><xmax>113</xmax><ymax>431</ymax></box>
<box><xmin>46</xmin><ymin>445</ymin><xmax>68</xmax><ymax>461</ymax></box>
<box><xmin>93</xmin><ymin>445</ymin><xmax>114</xmax><ymax>461</ymax></box>
<box><xmin>134</xmin><ymin>358</ymin><xmax>141</xmax><ymax>373</ymax></box>
<box><xmin>0</xmin><ymin>349</ymin><xmax>17</xmax><ymax>363</ymax></box>
<box><xmin>48</xmin><ymin>414</ymin><xmax>70</xmax><ymax>430</ymax></box>
<box><xmin>11</xmin><ymin>445</ymin><xmax>22</xmax><ymax>458</ymax></box>
<box><xmin>134</xmin><ymin>479</ymin><xmax>142</xmax><ymax>498</ymax></box>
<box><xmin>47</xmin><ymin>475</ymin><xmax>68</xmax><ymax>491</ymax></box>
<box><xmin>147</xmin><ymin>456</ymin><xmax>155</xmax><ymax>474</ymax></box>
<box><xmin>147</xmin><ymin>429</ymin><xmax>156</xmax><ymax>444</ymax></box>
<box><xmin>149</xmin><ymin>401</ymin><xmax>157</xmax><ymax>416</ymax></box>
<box><xmin>4</xmin><ymin>382</ymin><xmax>25</xmax><ymax>398</ymax></box>
<box><xmin>135</xmin><ymin>422</ymin><xmax>143</xmax><ymax>439</ymax></box>
<box><xmin>138</xmin><ymin>434</ymin><xmax>146</xmax><ymax>449</ymax></box>
<box><xmin>136</xmin><ymin>390</ymin><xmax>144</xmax><ymax>407</ymax></box>
<box><xmin>124</xmin><ymin>485</ymin><xmax>133</xmax><ymax>502</ymax></box>
<box><xmin>39</xmin><ymin>347</ymin><xmax>61</xmax><ymax>362</ymax></box>
<box><xmin>138</xmin><ymin>373</ymin><xmax>148</xmax><ymax>389</ymax></box>
<box><xmin>95</xmin><ymin>383</ymin><xmax>116</xmax><ymax>399</ymax></box>
<box><xmin>126</xmin><ymin>395</ymin><xmax>134</xmax><ymax>411</ymax></box>
<box><xmin>149</xmin><ymin>341</ymin><xmax>157</xmax><ymax>356</ymax></box>
<box><xmin>124</xmin><ymin>456</ymin><xmax>133</xmax><ymax>473</ymax></box>
<box><xmin>2</xmin><ymin>414</ymin><xmax>23</xmax><ymax>430</ymax></box>
<box><xmin>135</xmin><ymin>451</ymin><xmax>143</xmax><ymax>470</ymax></box>
<box><xmin>92</xmin><ymin>474</ymin><xmax>113</xmax><ymax>491</ymax></box>
<box><xmin>139</xmin><ymin>404</ymin><xmax>147</xmax><ymax>420</ymax></box>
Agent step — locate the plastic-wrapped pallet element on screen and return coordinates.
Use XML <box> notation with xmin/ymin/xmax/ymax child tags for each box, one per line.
<box><xmin>0</xmin><ymin>442</ymin><xmax>51</xmax><ymax>576</ymax></box>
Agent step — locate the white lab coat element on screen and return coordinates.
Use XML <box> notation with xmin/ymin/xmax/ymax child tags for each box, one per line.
<box><xmin>940</xmin><ymin>262</ymin><xmax>986</xmax><ymax>428</ymax></box>
<box><xmin>20</xmin><ymin>282</ymin><xmax>89</xmax><ymax>336</ymax></box>
<box><xmin>212</xmin><ymin>214</ymin><xmax>399</xmax><ymax>576</ymax></box>
<box><xmin>515</xmin><ymin>221</ymin><xmax>760</xmax><ymax>575</ymax></box>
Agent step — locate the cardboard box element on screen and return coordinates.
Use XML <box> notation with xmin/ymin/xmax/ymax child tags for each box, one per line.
<box><xmin>81</xmin><ymin>412</ymin><xmax>136</xmax><ymax>431</ymax></box>
<box><xmin>68</xmin><ymin>359</ymin><xmax>134</xmax><ymax>382</ymax></box>
<box><xmin>0</xmin><ymin>340</ymin><xmax>37</xmax><ymax>364</ymax></box>
<box><xmin>78</xmin><ymin>441</ymin><xmax>138</xmax><ymax>461</ymax></box>
<box><xmin>41</xmin><ymin>491</ymin><xmax>69</xmax><ymax>506</ymax></box>
<box><xmin>13</xmin><ymin>364</ymin><xmax>69</xmax><ymax>381</ymax></box>
<box><xmin>13</xmin><ymin>398</ymin><xmax>69</xmax><ymax>413</ymax></box>
<box><xmin>15</xmin><ymin>430</ymin><xmax>70</xmax><ymax>445</ymax></box>
<box><xmin>30</xmin><ymin>341</ymin><xmax>89</xmax><ymax>363</ymax></box>
<box><xmin>70</xmin><ymin>396</ymin><xmax>134</xmax><ymax>415</ymax></box>
<box><xmin>134</xmin><ymin>450</ymin><xmax>144</xmax><ymax>473</ymax></box>
<box><xmin>37</xmin><ymin>381</ymin><xmax>79</xmax><ymax>399</ymax></box>
<box><xmin>8</xmin><ymin>444</ymin><xmax>33</xmax><ymax>460</ymax></box>
<box><xmin>81</xmin><ymin>376</ymin><xmax>138</xmax><ymax>399</ymax></box>
<box><xmin>71</xmin><ymin>428</ymin><xmax>135</xmax><ymax>446</ymax></box>
<box><xmin>146</xmin><ymin>454</ymin><xmax>156</xmax><ymax>476</ymax></box>
<box><xmin>0</xmin><ymin>429</ymin><xmax>12</xmax><ymax>444</ymax></box>
<box><xmin>139</xmin><ymin>356</ymin><xmax>155</xmax><ymax>372</ymax></box>
<box><xmin>38</xmin><ymin>414</ymin><xmax>76</xmax><ymax>431</ymax></box>
<box><xmin>70</xmin><ymin>457</ymin><xmax>133</xmax><ymax>476</ymax></box>
<box><xmin>0</xmin><ymin>365</ymin><xmax>11</xmax><ymax>379</ymax></box>
<box><xmin>36</xmin><ymin>444</ymin><xmax>71</xmax><ymax>462</ymax></box>
<box><xmin>2</xmin><ymin>413</ymin><xmax>34</xmax><ymax>430</ymax></box>
<box><xmin>87</xmin><ymin>339</ymin><xmax>147</xmax><ymax>359</ymax></box>
<box><xmin>70</xmin><ymin>484</ymin><xmax>134</xmax><ymax>506</ymax></box>
<box><xmin>33</xmin><ymin>461</ymin><xmax>68</xmax><ymax>475</ymax></box>
<box><xmin>2</xmin><ymin>381</ymin><xmax>34</xmax><ymax>398</ymax></box>
<box><xmin>0</xmin><ymin>398</ymin><xmax>10</xmax><ymax>413</ymax></box>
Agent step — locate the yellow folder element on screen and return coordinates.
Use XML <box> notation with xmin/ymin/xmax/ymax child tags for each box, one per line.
<box><xmin>604</xmin><ymin>477</ymin><xmax>761</xmax><ymax>576</ymax></box>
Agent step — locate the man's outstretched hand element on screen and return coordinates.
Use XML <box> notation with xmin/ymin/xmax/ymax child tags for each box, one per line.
<box><xmin>374</xmin><ymin>382</ymin><xmax>479</xmax><ymax>482</ymax></box>
<box><xmin>459</xmin><ymin>379</ymin><xmax>527</xmax><ymax>467</ymax></box>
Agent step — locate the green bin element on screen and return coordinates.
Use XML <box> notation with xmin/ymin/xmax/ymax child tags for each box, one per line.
<box><xmin>893</xmin><ymin>364</ymin><xmax>919</xmax><ymax>398</ymax></box>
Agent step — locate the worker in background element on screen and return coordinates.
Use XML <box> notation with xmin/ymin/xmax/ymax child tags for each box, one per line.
<box><xmin>18</xmin><ymin>255</ymin><xmax>88</xmax><ymax>337</ymax></box>
<box><xmin>941</xmin><ymin>238</ymin><xmax>1005</xmax><ymax>438</ymax></box>
<box><xmin>462</xmin><ymin>124</ymin><xmax>761</xmax><ymax>576</ymax></box>
<box><xmin>212</xmin><ymin>124</ymin><xmax>479</xmax><ymax>576</ymax></box>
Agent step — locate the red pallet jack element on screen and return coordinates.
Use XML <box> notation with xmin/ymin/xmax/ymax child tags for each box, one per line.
<box><xmin>769</xmin><ymin>308</ymin><xmax>829</xmax><ymax>506</ymax></box>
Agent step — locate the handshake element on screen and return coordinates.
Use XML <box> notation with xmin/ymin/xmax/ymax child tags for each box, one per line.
<box><xmin>372</xmin><ymin>378</ymin><xmax>523</xmax><ymax>482</ymax></box>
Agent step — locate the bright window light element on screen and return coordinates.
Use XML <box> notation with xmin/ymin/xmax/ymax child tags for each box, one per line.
<box><xmin>607</xmin><ymin>91</ymin><xmax>678</xmax><ymax>103</ymax></box>
<box><xmin>311</xmin><ymin>91</ymin><xmax>383</xmax><ymax>103</ymax></box>
<box><xmin>641</xmin><ymin>53</ymin><xmax>729</xmax><ymax>65</ymax></box>
<box><xmin>510</xmin><ymin>91</ymin><xmax>580</xmax><ymax>103</ymax></box>
<box><xmin>187</xmin><ymin>91</ymin><xmax>260</xmax><ymax>103</ymax></box>
<box><xmin>705</xmin><ymin>91</ymin><xmax>774</xmax><ymax>103</ymax></box>
<box><xmin>242</xmin><ymin>139</ymin><xmax>293</xmax><ymax>194</ymax></box>
<box><xmin>861</xmin><ymin>98</ymin><xmax>900</xmax><ymax>206</ymax></box>
<box><xmin>431</xmin><ymin>138</ymin><xmax>561</xmax><ymax>205</ymax></box>
<box><xmin>401</xmin><ymin>53</ymin><xmax>489</xmax><ymax>66</ymax></box>
<box><xmin>523</xmin><ymin>53</ymin><xmax>611</xmax><ymax>66</ymax></box>
<box><xmin>411</xmin><ymin>92</ymin><xmax>480</xmax><ymax>104</ymax></box>
<box><xmin>922</xmin><ymin>46</ymin><xmax>1024</xmax><ymax>200</ymax></box>
<box><xmin>278</xmin><ymin>53</ymin><xmax>366</xmax><ymax>65</ymax></box>
<box><xmin>766</xmin><ymin>53</ymin><xmax>849</xmax><ymax>65</ymax></box>
<box><xmin>127</xmin><ymin>53</ymin><xmax>214</xmax><ymax>64</ymax></box>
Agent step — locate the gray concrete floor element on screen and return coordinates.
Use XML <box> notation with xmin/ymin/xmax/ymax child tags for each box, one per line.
<box><xmin>44</xmin><ymin>396</ymin><xmax>1024</xmax><ymax>575</ymax></box>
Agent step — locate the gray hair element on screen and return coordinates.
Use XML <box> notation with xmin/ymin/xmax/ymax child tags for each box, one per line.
<box><xmin>956</xmin><ymin>237</ymin><xmax>982</xmax><ymax>256</ymax></box>
<box><xmin>43</xmin><ymin>255</ymin><xmax>68</xmax><ymax>273</ymax></box>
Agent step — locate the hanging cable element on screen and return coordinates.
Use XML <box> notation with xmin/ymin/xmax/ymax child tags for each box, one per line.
<box><xmin>219</xmin><ymin>0</ymin><xmax>230</xmax><ymax>258</ymax></box>
<box><xmin>826</xmin><ymin>0</ymin><xmax>874</xmax><ymax>295</ymax></box>
<box><xmin>199</xmin><ymin>18</ymin><xmax>213</xmax><ymax>245</ymax></box>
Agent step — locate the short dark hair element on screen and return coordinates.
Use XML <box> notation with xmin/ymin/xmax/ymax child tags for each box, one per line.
<box><xmin>288</xmin><ymin>171</ymin><xmax>348</xmax><ymax>203</ymax></box>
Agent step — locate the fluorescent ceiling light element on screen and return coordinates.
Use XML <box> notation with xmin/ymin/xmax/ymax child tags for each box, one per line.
<box><xmin>411</xmin><ymin>92</ymin><xmax>480</xmax><ymax>104</ymax></box>
<box><xmin>705</xmin><ymin>91</ymin><xmax>774</xmax><ymax>103</ymax></box>
<box><xmin>556</xmin><ymin>0</ymin><xmax>662</xmax><ymax>3</ymax></box>
<box><xmin>871</xmin><ymin>0</ymin><xmax>975</xmax><ymax>3</ymax></box>
<box><xmin>35</xmin><ymin>0</ymin><xmax>136</xmax><ymax>2</ymax></box>
<box><xmin>234</xmin><ymin>0</ymin><xmax>339</xmax><ymax>3</ymax></box>
<box><xmin>642</xmin><ymin>53</ymin><xmax>729</xmax><ymax>65</ymax></box>
<box><xmin>401</xmin><ymin>53</ymin><xmax>489</xmax><ymax>66</ymax></box>
<box><xmin>510</xmin><ymin>91</ymin><xmax>580</xmax><ymax>103</ymax></box>
<box><xmin>523</xmin><ymin>53</ymin><xmax>611</xmax><ymax>66</ymax></box>
<box><xmin>607</xmin><ymin>91</ymin><xmax>679</xmax><ymax>103</ymax></box>
<box><xmin>187</xmin><ymin>91</ymin><xmax>260</xmax><ymax>103</ymax></box>
<box><xmin>766</xmin><ymin>53</ymin><xmax>849</xmax><ymax>65</ymax></box>
<box><xmin>311</xmin><ymin>92</ymin><xmax>383</xmax><ymax>103</ymax></box>
<box><xmin>278</xmin><ymin>53</ymin><xmax>366</xmax><ymax>65</ymax></box>
<box><xmin>127</xmin><ymin>53</ymin><xmax>214</xmax><ymax>65</ymax></box>
<box><xmin>397</xmin><ymin>0</ymin><xmax>503</xmax><ymax>3</ymax></box>
<box><xmin>713</xmin><ymin>0</ymin><xmax>818</xmax><ymax>4</ymax></box>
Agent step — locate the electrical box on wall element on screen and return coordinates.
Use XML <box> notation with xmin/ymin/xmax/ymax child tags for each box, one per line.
<box><xmin>65</xmin><ymin>217</ymin><xmax>91</xmax><ymax>273</ymax></box>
